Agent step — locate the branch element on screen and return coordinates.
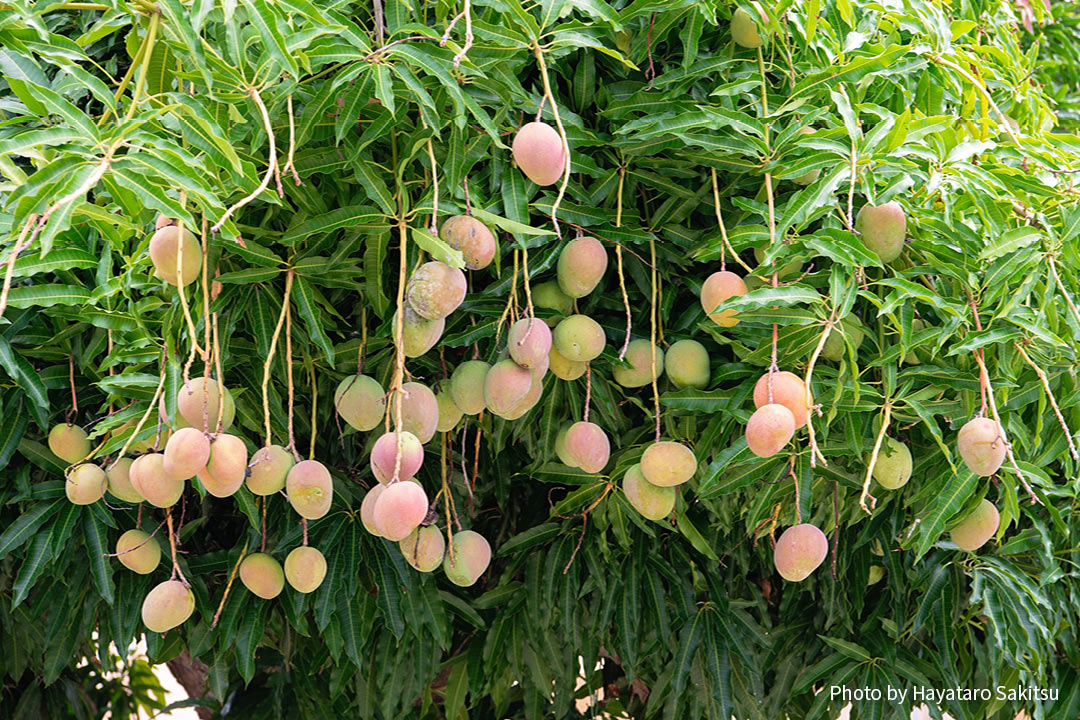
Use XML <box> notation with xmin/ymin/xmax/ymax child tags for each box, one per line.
<box><xmin>1014</xmin><ymin>342</ymin><xmax>1078</xmax><ymax>461</ymax></box>
<box><xmin>211</xmin><ymin>86</ymin><xmax>277</xmax><ymax>235</ymax></box>
<box><xmin>860</xmin><ymin>404</ymin><xmax>891</xmax><ymax>514</ymax></box>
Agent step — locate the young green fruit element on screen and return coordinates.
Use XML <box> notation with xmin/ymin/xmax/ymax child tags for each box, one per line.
<box><xmin>855</xmin><ymin>201</ymin><xmax>906</xmax><ymax>263</ymax></box>
<box><xmin>871</xmin><ymin>437</ymin><xmax>912</xmax><ymax>490</ymax></box>
<box><xmin>665</xmin><ymin>339</ymin><xmax>710</xmax><ymax>389</ymax></box>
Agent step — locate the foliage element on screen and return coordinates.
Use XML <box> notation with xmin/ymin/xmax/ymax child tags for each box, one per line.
<box><xmin>1</xmin><ymin>0</ymin><xmax>1080</xmax><ymax>719</ymax></box>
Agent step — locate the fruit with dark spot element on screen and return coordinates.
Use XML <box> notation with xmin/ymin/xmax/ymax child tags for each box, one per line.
<box><xmin>440</xmin><ymin>215</ymin><xmax>496</xmax><ymax>270</ymax></box>
<box><xmin>508</xmin><ymin>318</ymin><xmax>553</xmax><ymax>369</ymax></box>
<box><xmin>394</xmin><ymin>306</ymin><xmax>445</xmax><ymax>358</ymax></box>
<box><xmin>400</xmin><ymin>526</ymin><xmax>446</xmax><ymax>572</ymax></box>
<box><xmin>406</xmin><ymin>261</ymin><xmax>467</xmax><ymax>320</ymax></box>
<box><xmin>553</xmin><ymin>315</ymin><xmax>605</xmax><ymax>362</ymax></box>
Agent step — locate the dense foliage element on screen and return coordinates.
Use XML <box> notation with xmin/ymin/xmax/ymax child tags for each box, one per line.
<box><xmin>1</xmin><ymin>0</ymin><xmax>1079</xmax><ymax>718</ymax></box>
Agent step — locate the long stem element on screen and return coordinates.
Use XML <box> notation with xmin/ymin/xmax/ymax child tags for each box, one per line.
<box><xmin>615</xmin><ymin>167</ymin><xmax>633</xmax><ymax>361</ymax></box>
<box><xmin>804</xmin><ymin>320</ymin><xmax>833</xmax><ymax>467</ymax></box>
<box><xmin>111</xmin><ymin>353</ymin><xmax>168</xmax><ymax>465</ymax></box>
<box><xmin>1048</xmin><ymin>252</ymin><xmax>1080</xmax><ymax>330</ymax></box>
<box><xmin>649</xmin><ymin>235</ymin><xmax>660</xmax><ymax>441</ymax></box>
<box><xmin>533</xmin><ymin>44</ymin><xmax>572</xmax><ymax>235</ymax></box>
<box><xmin>1014</xmin><ymin>342</ymin><xmax>1078</xmax><ymax>461</ymax></box>
<box><xmin>860</xmin><ymin>404</ymin><xmax>891</xmax><ymax>514</ymax></box>
<box><xmin>212</xmin><ymin>86</ymin><xmax>278</xmax><ymax>234</ymax></box>
<box><xmin>123</xmin><ymin>11</ymin><xmax>159</xmax><ymax>123</ymax></box>
<box><xmin>390</xmin><ymin>219</ymin><xmax>408</xmax><ymax>483</ymax></box>
<box><xmin>262</xmin><ymin>270</ymin><xmax>294</xmax><ymax>446</ymax></box>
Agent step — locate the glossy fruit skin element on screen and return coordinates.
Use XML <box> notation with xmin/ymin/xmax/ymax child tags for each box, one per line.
<box><xmin>745</xmin><ymin>404</ymin><xmax>796</xmax><ymax>458</ymax></box>
<box><xmin>564</xmin><ymin>422</ymin><xmax>610</xmax><ymax>474</ymax></box>
<box><xmin>950</xmin><ymin>499</ymin><xmax>1000</xmax><ymax>551</ymax></box>
<box><xmin>701</xmin><ymin>271</ymin><xmax>748</xmax><ymax>327</ymax></box>
<box><xmin>613</xmin><ymin>339</ymin><xmax>664</xmax><ymax>388</ymax></box>
<box><xmin>240</xmin><ymin>553</ymin><xmax>285</xmax><ymax>599</ymax></box>
<box><xmin>149</xmin><ymin>225</ymin><xmax>201</xmax><ymax>287</ymax></box>
<box><xmin>286</xmin><ymin>460</ymin><xmax>333</xmax><ymax>519</ymax></box>
<box><xmin>284</xmin><ymin>546</ymin><xmax>327</xmax><ymax>593</ymax></box>
<box><xmin>752</xmin><ymin>371</ymin><xmax>808</xmax><ymax>429</ymax></box>
<box><xmin>373</xmin><ymin>480</ymin><xmax>429</xmax><ymax>541</ymax></box>
<box><xmin>116</xmin><ymin>529</ymin><xmax>161</xmax><ymax>574</ymax></box>
<box><xmin>400</xmin><ymin>381</ymin><xmax>439</xmax><ymax>443</ymax></box>
<box><xmin>640</xmin><ymin>442</ymin><xmax>697</xmax><ymax>487</ymax></box>
<box><xmin>623</xmin><ymin>463</ymin><xmax>676</xmax><ymax>520</ymax></box>
<box><xmin>201</xmin><ymin>434</ymin><xmax>248</xmax><ymax>497</ymax></box>
<box><xmin>556</xmin><ymin>236</ymin><xmax>607</xmax><ymax>298</ymax></box>
<box><xmin>142</xmin><ymin>580</ymin><xmax>195</xmax><ymax>633</ymax></box>
<box><xmin>49</xmin><ymin>423</ymin><xmax>92</xmax><ymax>464</ymax></box>
<box><xmin>399</xmin><ymin>526</ymin><xmax>446</xmax><ymax>572</ymax></box>
<box><xmin>665</xmin><ymin>340</ymin><xmax>710</xmax><ymax>389</ymax></box>
<box><xmin>176</xmin><ymin>377</ymin><xmax>235</xmax><ymax>431</ymax></box>
<box><xmin>66</xmin><ymin>463</ymin><xmax>107</xmax><ymax>505</ymax></box>
<box><xmin>512</xmin><ymin>122</ymin><xmax>565</xmax><ymax>186</ymax></box>
<box><xmin>871</xmin><ymin>437</ymin><xmax>912</xmax><ymax>490</ymax></box>
<box><xmin>442</xmin><ymin>530</ymin><xmax>492</xmax><ymax>587</ymax></box>
<box><xmin>957</xmin><ymin>417</ymin><xmax>1006</xmax><ymax>477</ymax></box>
<box><xmin>163</xmin><ymin>427</ymin><xmax>211</xmax><ymax>481</ymax></box>
<box><xmin>773</xmin><ymin>524</ymin><xmax>828</xmax><ymax>582</ymax></box>
<box><xmin>552</xmin><ymin>315</ymin><xmax>606</xmax><ymax>362</ymax></box>
<box><xmin>370</xmin><ymin>431</ymin><xmax>424</xmax><ymax>484</ymax></box>
<box><xmin>334</xmin><ymin>375</ymin><xmax>386</xmax><ymax>432</ymax></box>
<box><xmin>854</xmin><ymin>201</ymin><xmax>906</xmax><ymax>263</ymax></box>
<box><xmin>130</xmin><ymin>453</ymin><xmax>183</xmax><ymax>507</ymax></box>
<box><xmin>247</xmin><ymin>445</ymin><xmax>294</xmax><ymax>496</ymax></box>
<box><xmin>361</xmin><ymin>484</ymin><xmax>385</xmax><ymax>535</ymax></box>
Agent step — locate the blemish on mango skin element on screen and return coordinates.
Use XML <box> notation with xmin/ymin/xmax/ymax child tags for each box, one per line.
<box><xmin>405</xmin><ymin>261</ymin><xmax>466</xmax><ymax>320</ymax></box>
<box><xmin>286</xmin><ymin>459</ymin><xmax>333</xmax><ymax>519</ymax></box>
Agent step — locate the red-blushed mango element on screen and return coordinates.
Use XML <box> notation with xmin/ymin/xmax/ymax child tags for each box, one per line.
<box><xmin>613</xmin><ymin>339</ymin><xmax>664</xmax><ymax>388</ymax></box>
<box><xmin>623</xmin><ymin>463</ymin><xmax>676</xmax><ymax>520</ymax></box>
<box><xmin>499</xmin><ymin>367</ymin><xmax>546</xmax><ymax>421</ymax></box>
<box><xmin>149</xmin><ymin>225</ymin><xmax>201</xmax><ymax>287</ymax></box>
<box><xmin>565</xmin><ymin>422</ymin><xmax>610</xmax><ymax>473</ymax></box>
<box><xmin>436</xmin><ymin>390</ymin><xmax>463</xmax><ymax>433</ymax></box>
<box><xmin>508</xmin><ymin>317</ymin><xmax>553</xmax><ymax>369</ymax></box>
<box><xmin>557</xmin><ymin>236</ymin><xmax>607</xmax><ymax>298</ymax></box>
<box><xmin>450</xmin><ymin>360</ymin><xmax>490</xmax><ymax>415</ymax></box>
<box><xmin>533</xmin><ymin>281</ymin><xmax>573</xmax><ymax>320</ymax></box>
<box><xmin>701</xmin><ymin>270</ymin><xmax>748</xmax><ymax>327</ymax></box>
<box><xmin>116</xmin><ymin>529</ymin><xmax>161</xmax><ymax>574</ymax></box>
<box><xmin>641</xmin><ymin>441</ymin><xmax>697</xmax><ymax>487</ymax></box>
<box><xmin>107</xmin><ymin>457</ymin><xmax>143</xmax><ymax>503</ymax></box>
<box><xmin>871</xmin><ymin>437</ymin><xmax>912</xmax><ymax>490</ymax></box>
<box><xmin>549</xmin><ymin>344</ymin><xmax>586</xmax><ymax>381</ymax></box>
<box><xmin>950</xmin><ymin>499</ymin><xmax>1000</xmax><ymax>551</ymax></box>
<box><xmin>200</xmin><ymin>434</ymin><xmax>247</xmax><ymax>497</ymax></box>
<box><xmin>439</xmin><ymin>215</ymin><xmax>496</xmax><ymax>270</ymax></box>
<box><xmin>284</xmin><ymin>546</ymin><xmax>327</xmax><ymax>593</ymax></box>
<box><xmin>130</xmin><ymin>453</ymin><xmax>183</xmax><ymax>507</ymax></box>
<box><xmin>665</xmin><ymin>339</ymin><xmax>710</xmax><ymax>389</ymax></box>
<box><xmin>406</xmin><ymin>261</ymin><xmax>467</xmax><ymax>320</ymax></box>
<box><xmin>142</xmin><ymin>580</ymin><xmax>195</xmax><ymax>632</ymax></box>
<box><xmin>552</xmin><ymin>314</ymin><xmax>605</xmax><ymax>362</ymax></box>
<box><xmin>240</xmin><ymin>552</ymin><xmax>285</xmax><ymax>599</ymax></box>
<box><xmin>400</xmin><ymin>382</ymin><xmax>439</xmax><ymax>443</ymax></box>
<box><xmin>443</xmin><ymin>530</ymin><xmax>492</xmax><ymax>587</ymax></box>
<box><xmin>484</xmin><ymin>359</ymin><xmax>533</xmax><ymax>417</ymax></box>
<box><xmin>821</xmin><ymin>314</ymin><xmax>866</xmax><ymax>362</ymax></box>
<box><xmin>745</xmin><ymin>403</ymin><xmax>796</xmax><ymax>458</ymax></box>
<box><xmin>512</xmin><ymin>122</ymin><xmax>565</xmax><ymax>186</ymax></box>
<box><xmin>400</xmin><ymin>525</ymin><xmax>446</xmax><ymax>572</ymax></box>
<box><xmin>247</xmin><ymin>445</ymin><xmax>294</xmax><ymax>495</ymax></box>
<box><xmin>163</xmin><ymin>427</ymin><xmax>210</xmax><ymax>481</ymax></box>
<box><xmin>373</xmin><ymin>480</ymin><xmax>429</xmax><ymax>541</ymax></box>
<box><xmin>773</xmin><ymin>524</ymin><xmax>828</xmax><ymax>582</ymax></box>
<box><xmin>370</xmin><ymin>431</ymin><xmax>424</xmax><ymax>484</ymax></box>
<box><xmin>361</xmin><ymin>483</ymin><xmax>385</xmax><ymax>535</ymax></box>
<box><xmin>155</xmin><ymin>214</ymin><xmax>174</xmax><ymax>230</ymax></box>
<box><xmin>176</xmin><ymin>377</ymin><xmax>235</xmax><ymax>431</ymax></box>
<box><xmin>49</xmin><ymin>423</ymin><xmax>90</xmax><ymax>464</ymax></box>
<box><xmin>752</xmin><ymin>371</ymin><xmax>808</xmax><ymax>429</ymax></box>
<box><xmin>66</xmin><ymin>463</ymin><xmax>106</xmax><ymax>505</ymax></box>
<box><xmin>957</xmin><ymin>417</ymin><xmax>1006</xmax><ymax>477</ymax></box>
<box><xmin>394</xmin><ymin>306</ymin><xmax>445</xmax><ymax>358</ymax></box>
<box><xmin>555</xmin><ymin>424</ymin><xmax>577</xmax><ymax>466</ymax></box>
<box><xmin>855</xmin><ymin>201</ymin><xmax>906</xmax><ymax>263</ymax></box>
<box><xmin>334</xmin><ymin>375</ymin><xmax>386</xmax><ymax>432</ymax></box>
<box><xmin>731</xmin><ymin>6</ymin><xmax>762</xmax><ymax>48</ymax></box>
<box><xmin>286</xmin><ymin>460</ymin><xmax>333</xmax><ymax>519</ymax></box>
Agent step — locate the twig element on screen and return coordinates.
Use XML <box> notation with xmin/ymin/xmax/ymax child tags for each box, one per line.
<box><xmin>390</xmin><ymin>219</ymin><xmax>409</xmax><ymax>483</ymax></box>
<box><xmin>211</xmin><ymin>539</ymin><xmax>249</xmax><ymax>629</ymax></box>
<box><xmin>846</xmin><ymin>136</ymin><xmax>858</xmax><ymax>233</ymax></box>
<box><xmin>211</xmin><ymin>86</ymin><xmax>277</xmax><ymax>235</ymax></box>
<box><xmin>1047</xmin><ymin>252</ymin><xmax>1080</xmax><ymax>330</ymax></box>
<box><xmin>860</xmin><ymin>404</ymin><xmax>891</xmax><ymax>514</ymax></box>
<box><xmin>282</xmin><ymin>95</ymin><xmax>302</xmax><ymax>186</ymax></box>
<box><xmin>649</xmin><ymin>235</ymin><xmax>661</xmax><ymax>441</ymax></box>
<box><xmin>532</xmin><ymin>43</ymin><xmax>572</xmax><ymax>235</ymax></box>
<box><xmin>262</xmin><ymin>270</ymin><xmax>294</xmax><ymax>446</ymax></box>
<box><xmin>285</xmin><ymin>278</ymin><xmax>299</xmax><ymax>462</ymax></box>
<box><xmin>0</xmin><ymin>214</ymin><xmax>40</xmax><ymax>321</ymax></box>
<box><xmin>709</xmin><ymin>169</ymin><xmax>753</xmax><ymax>274</ymax></box>
<box><xmin>804</xmin><ymin>319</ymin><xmax>834</xmax><ymax>468</ymax></box>
<box><xmin>615</xmin><ymin>167</ymin><xmax>632</xmax><ymax>361</ymax></box>
<box><xmin>166</xmin><ymin>508</ymin><xmax>187</xmax><ymax>586</ymax></box>
<box><xmin>583</xmin><ymin>362</ymin><xmax>592</xmax><ymax>423</ymax></box>
<box><xmin>1014</xmin><ymin>342</ymin><xmax>1078</xmax><ymax>461</ymax></box>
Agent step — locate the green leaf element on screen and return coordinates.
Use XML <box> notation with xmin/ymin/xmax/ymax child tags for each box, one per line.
<box><xmin>411</xmin><ymin>226</ymin><xmax>465</xmax><ymax>268</ymax></box>
<box><xmin>82</xmin><ymin>512</ymin><xmax>115</xmax><ymax>605</ymax></box>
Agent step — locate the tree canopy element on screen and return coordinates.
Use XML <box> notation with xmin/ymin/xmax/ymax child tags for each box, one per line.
<box><xmin>1</xmin><ymin>0</ymin><xmax>1079</xmax><ymax>718</ymax></box>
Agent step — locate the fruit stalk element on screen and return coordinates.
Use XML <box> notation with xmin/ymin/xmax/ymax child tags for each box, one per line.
<box><xmin>859</xmin><ymin>403</ymin><xmax>891</xmax><ymax>514</ymax></box>
<box><xmin>212</xmin><ymin>86</ymin><xmax>278</xmax><ymax>235</ymax></box>
<box><xmin>110</xmin><ymin>352</ymin><xmax>168</xmax><ymax>468</ymax></box>
<box><xmin>262</xmin><ymin>269</ymin><xmax>294</xmax><ymax>447</ymax></box>
<box><xmin>211</xmin><ymin>539</ymin><xmax>249</xmax><ymax>629</ymax></box>
<box><xmin>532</xmin><ymin>43</ymin><xmax>572</xmax><ymax>235</ymax></box>
<box><xmin>1014</xmin><ymin>341</ymin><xmax>1078</xmax><ymax>461</ymax></box>
<box><xmin>615</xmin><ymin>167</ymin><xmax>632</xmax><ymax>361</ymax></box>
<box><xmin>803</xmin><ymin>319</ymin><xmax>833</xmax><ymax>467</ymax></box>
